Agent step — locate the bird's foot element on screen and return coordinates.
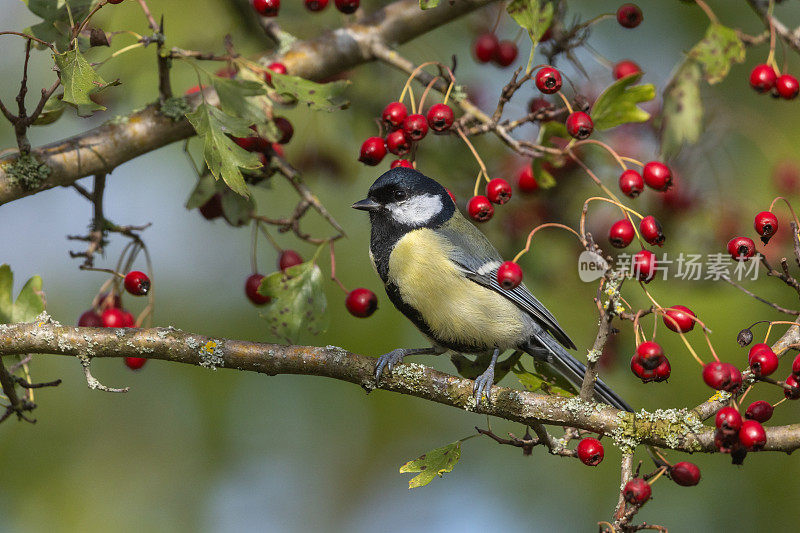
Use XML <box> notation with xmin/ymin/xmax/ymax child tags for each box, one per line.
<box><xmin>375</xmin><ymin>348</ymin><xmax>410</xmax><ymax>383</ymax></box>
<box><xmin>473</xmin><ymin>365</ymin><xmax>496</xmax><ymax>406</ymax></box>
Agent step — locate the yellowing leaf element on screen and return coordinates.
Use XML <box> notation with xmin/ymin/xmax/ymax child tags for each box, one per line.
<box><xmin>659</xmin><ymin>60</ymin><xmax>703</xmax><ymax>159</ymax></box>
<box><xmin>185</xmin><ymin>103</ymin><xmax>262</xmax><ymax>197</ymax></box>
<box><xmin>591</xmin><ymin>73</ymin><xmax>655</xmax><ymax>130</ymax></box>
<box><xmin>400</xmin><ymin>441</ymin><xmax>461</xmax><ymax>489</ymax></box>
<box><xmin>419</xmin><ymin>0</ymin><xmax>439</xmax><ymax>9</ymax></box>
<box><xmin>53</xmin><ymin>48</ymin><xmax>115</xmax><ymax>116</ymax></box>
<box><xmin>268</xmin><ymin>72</ymin><xmax>350</xmax><ymax>112</ymax></box>
<box><xmin>258</xmin><ymin>260</ymin><xmax>328</xmax><ymax>343</ymax></box>
<box><xmin>689</xmin><ymin>23</ymin><xmax>745</xmax><ymax>85</ymax></box>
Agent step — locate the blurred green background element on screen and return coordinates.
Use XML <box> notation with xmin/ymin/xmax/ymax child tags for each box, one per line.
<box><xmin>2</xmin><ymin>0</ymin><xmax>800</xmax><ymax>531</ymax></box>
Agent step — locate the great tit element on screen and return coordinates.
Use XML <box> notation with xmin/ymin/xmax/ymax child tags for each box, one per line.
<box><xmin>352</xmin><ymin>167</ymin><xmax>631</xmax><ymax>411</ymax></box>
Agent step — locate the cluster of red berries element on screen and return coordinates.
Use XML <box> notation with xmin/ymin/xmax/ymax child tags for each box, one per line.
<box><xmin>252</xmin><ymin>0</ymin><xmax>359</xmax><ymax>17</ymax></box>
<box><xmin>466</xmin><ymin>177</ymin><xmax>513</xmax><ymax>224</ymax></box>
<box><xmin>630</xmin><ymin>341</ymin><xmax>670</xmax><ymax>382</ymax></box>
<box><xmin>472</xmin><ymin>33</ymin><xmax>521</xmax><ymax>68</ymax></box>
<box><xmin>77</xmin><ymin>272</ymin><xmax>151</xmax><ymax>370</ymax></box>
<box><xmin>245</xmin><ymin>249</ymin><xmax>304</xmax><ymax>305</ymax></box>
<box><xmin>749</xmin><ymin>64</ymin><xmax>799</xmax><ymax>100</ymax></box>
<box><xmin>533</xmin><ymin>66</ymin><xmax>596</xmax><ymax>141</ymax></box>
<box><xmin>622</xmin><ymin>462</ymin><xmax>699</xmax><ymax>507</ymax></box>
<box><xmin>714</xmin><ymin>406</ymin><xmax>767</xmax><ymax>456</ymax></box>
<box><xmin>358</xmin><ymin>101</ymin><xmax>455</xmax><ymax>167</ymax></box>
<box><xmin>726</xmin><ymin>210</ymin><xmax>779</xmax><ymax>261</ymax></box>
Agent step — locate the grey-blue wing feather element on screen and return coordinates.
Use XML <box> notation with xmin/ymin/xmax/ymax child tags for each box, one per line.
<box><xmin>436</xmin><ymin>213</ymin><xmax>576</xmax><ymax>350</ymax></box>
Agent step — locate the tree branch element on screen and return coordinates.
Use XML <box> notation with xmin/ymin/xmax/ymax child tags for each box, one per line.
<box><xmin>0</xmin><ymin>0</ymin><xmax>497</xmax><ymax>206</ymax></box>
<box><xmin>4</xmin><ymin>318</ymin><xmax>800</xmax><ymax>453</ymax></box>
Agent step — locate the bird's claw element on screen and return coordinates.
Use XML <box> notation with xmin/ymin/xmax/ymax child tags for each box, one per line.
<box><xmin>473</xmin><ymin>366</ymin><xmax>495</xmax><ymax>406</ymax></box>
<box><xmin>375</xmin><ymin>349</ymin><xmax>407</xmax><ymax>383</ymax></box>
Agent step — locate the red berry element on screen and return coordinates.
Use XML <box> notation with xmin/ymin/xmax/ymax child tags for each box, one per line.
<box><xmin>345</xmin><ymin>288</ymin><xmax>378</xmax><ymax>318</ymax></box>
<box><xmin>124</xmin><ymin>270</ymin><xmax>150</xmax><ymax>296</ymax></box>
<box><xmin>467</xmin><ymin>195</ymin><xmax>494</xmax><ymax>222</ymax></box>
<box><xmin>108</xmin><ymin>0</ymin><xmax>125</xmax><ymax>4</ymax></box>
<box><xmin>496</xmin><ymin>261</ymin><xmax>523</xmax><ymax>290</ymax></box>
<box><xmin>252</xmin><ymin>0</ymin><xmax>279</xmax><ymax>17</ymax></box>
<box><xmin>382</xmin><ymin>102</ymin><xmax>408</xmax><ymax>128</ymax></box>
<box><xmin>493</xmin><ymin>40</ymin><xmax>518</xmax><ymax>67</ymax></box>
<box><xmin>727</xmin><ymin>236</ymin><xmax>756</xmax><ymax>261</ymax></box>
<box><xmin>749</xmin><ymin>64</ymin><xmax>777</xmax><ymax>93</ymax></box>
<box><xmin>739</xmin><ymin>419</ymin><xmax>767</xmax><ymax>451</ymax></box>
<box><xmin>623</xmin><ymin>478</ymin><xmax>651</xmax><ymax>506</ymax></box>
<box><xmin>529</xmin><ymin>97</ymin><xmax>550</xmax><ymax>114</ymax></box>
<box><xmin>619</xmin><ymin>169</ymin><xmax>644</xmax><ymax>198</ymax></box>
<box><xmin>745</xmin><ymin>400</ymin><xmax>774</xmax><ymax>423</ymax></box>
<box><xmin>775</xmin><ymin>74</ymin><xmax>800</xmax><ymax>100</ymax></box>
<box><xmin>703</xmin><ymin>362</ymin><xmax>742</xmax><ymax>392</ymax></box>
<box><xmin>616</xmin><ymin>3</ymin><xmax>643</xmax><ymax>28</ymax></box>
<box><xmin>642</xmin><ymin>161</ymin><xmax>672</xmax><ymax>191</ymax></box>
<box><xmin>639</xmin><ymin>215</ymin><xmax>664</xmax><ymax>246</ymax></box>
<box><xmin>535</xmin><ymin>67</ymin><xmax>562</xmax><ymax>94</ymax></box>
<box><xmin>264</xmin><ymin>62</ymin><xmax>287</xmax><ymax>84</ymax></box>
<box><xmin>576</xmin><ymin>437</ymin><xmax>604</xmax><ymax>466</ymax></box>
<box><xmin>753</xmin><ymin>211</ymin><xmax>778</xmax><ymax>244</ymax></box>
<box><xmin>636</xmin><ymin>341</ymin><xmax>664</xmax><ymax>368</ymax></box>
<box><xmin>386</xmin><ymin>129</ymin><xmax>411</xmax><ymax>156</ymax></box>
<box><xmin>274</xmin><ymin>117</ymin><xmax>293</xmax><ymax>144</ymax></box>
<box><xmin>486</xmin><ymin>178</ymin><xmax>512</xmax><ymax>205</ymax></box>
<box><xmin>652</xmin><ymin>358</ymin><xmax>671</xmax><ymax>381</ymax></box>
<box><xmin>565</xmin><ymin>111</ymin><xmax>593</xmax><ymax>140</ymax></box>
<box><xmin>473</xmin><ymin>33</ymin><xmax>499</xmax><ymax>63</ymax></box>
<box><xmin>359</xmin><ymin>137</ymin><xmax>387</xmax><ymax>166</ymax></box>
<box><xmin>121</xmin><ymin>310</ymin><xmax>135</xmax><ymax>327</ymax></box>
<box><xmin>517</xmin><ymin>165</ymin><xmax>538</xmax><ymax>192</ymax></box>
<box><xmin>391</xmin><ymin>159</ymin><xmax>413</xmax><ymax>169</ymax></box>
<box><xmin>662</xmin><ymin>305</ymin><xmax>695</xmax><ymax>333</ymax></box>
<box><xmin>613</xmin><ymin>60</ymin><xmax>641</xmax><ymax>80</ymax></box>
<box><xmin>793</xmin><ymin>353</ymin><xmax>800</xmax><ymax>378</ymax></box>
<box><xmin>245</xmin><ymin>273</ymin><xmax>270</xmax><ymax>305</ymax></box>
<box><xmin>609</xmin><ymin>219</ymin><xmax>635</xmax><ymax>248</ymax></box>
<box><xmin>633</xmin><ymin>249</ymin><xmax>657</xmax><ymax>282</ymax></box>
<box><xmin>748</xmin><ymin>344</ymin><xmax>779</xmax><ymax>377</ymax></box>
<box><xmin>101</xmin><ymin>308</ymin><xmax>127</xmax><ymax>328</ymax></box>
<box><xmin>402</xmin><ymin>114</ymin><xmax>428</xmax><ymax>142</ymax></box>
<box><xmin>279</xmin><ymin>250</ymin><xmax>303</xmax><ymax>271</ymax></box>
<box><xmin>334</xmin><ymin>0</ymin><xmax>359</xmax><ymax>13</ymax></box>
<box><xmin>125</xmin><ymin>357</ymin><xmax>147</xmax><ymax>370</ymax></box>
<box><xmin>715</xmin><ymin>406</ymin><xmax>743</xmax><ymax>432</ymax></box>
<box><xmin>785</xmin><ymin>374</ymin><xmax>800</xmax><ymax>399</ymax></box>
<box><xmin>304</xmin><ymin>0</ymin><xmax>328</xmax><ymax>11</ymax></box>
<box><xmin>426</xmin><ymin>103</ymin><xmax>454</xmax><ymax>132</ymax></box>
<box><xmin>78</xmin><ymin>310</ymin><xmax>103</xmax><ymax>327</ymax></box>
<box><xmin>199</xmin><ymin>193</ymin><xmax>224</xmax><ymax>220</ymax></box>
<box><xmin>670</xmin><ymin>462</ymin><xmax>700</xmax><ymax>487</ymax></box>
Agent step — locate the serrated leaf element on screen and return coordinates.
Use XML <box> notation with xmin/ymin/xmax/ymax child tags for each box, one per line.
<box><xmin>214</xmin><ymin>71</ymin><xmax>281</xmax><ymax>142</ymax></box>
<box><xmin>507</xmin><ymin>0</ymin><xmax>553</xmax><ymax>44</ymax></box>
<box><xmin>25</xmin><ymin>0</ymin><xmax>97</xmax><ymax>51</ymax></box>
<box><xmin>269</xmin><ymin>72</ymin><xmax>350</xmax><ymax>112</ymax></box>
<box><xmin>221</xmin><ymin>189</ymin><xmax>255</xmax><ymax>227</ymax></box>
<box><xmin>53</xmin><ymin>48</ymin><xmax>114</xmax><ymax>116</ymax></box>
<box><xmin>688</xmin><ymin>23</ymin><xmax>745</xmax><ymax>85</ymax></box>
<box><xmin>659</xmin><ymin>60</ymin><xmax>703</xmax><ymax>159</ymax></box>
<box><xmin>591</xmin><ymin>73</ymin><xmax>655</xmax><ymax>130</ymax></box>
<box><xmin>186</xmin><ymin>103</ymin><xmax>262</xmax><ymax>197</ymax></box>
<box><xmin>400</xmin><ymin>441</ymin><xmax>461</xmax><ymax>489</ymax></box>
<box><xmin>32</xmin><ymin>94</ymin><xmax>65</xmax><ymax>125</ymax></box>
<box><xmin>419</xmin><ymin>0</ymin><xmax>439</xmax><ymax>9</ymax></box>
<box><xmin>258</xmin><ymin>261</ymin><xmax>328</xmax><ymax>343</ymax></box>
<box><xmin>0</xmin><ymin>264</ymin><xmax>45</xmax><ymax>324</ymax></box>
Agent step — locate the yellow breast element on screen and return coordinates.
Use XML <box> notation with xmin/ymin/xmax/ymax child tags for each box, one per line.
<box><xmin>387</xmin><ymin>229</ymin><xmax>526</xmax><ymax>350</ymax></box>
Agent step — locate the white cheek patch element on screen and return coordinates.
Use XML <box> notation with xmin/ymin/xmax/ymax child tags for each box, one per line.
<box><xmin>477</xmin><ymin>261</ymin><xmax>501</xmax><ymax>275</ymax></box>
<box><xmin>387</xmin><ymin>194</ymin><xmax>443</xmax><ymax>226</ymax></box>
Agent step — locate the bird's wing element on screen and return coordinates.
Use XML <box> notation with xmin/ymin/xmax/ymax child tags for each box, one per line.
<box><xmin>437</xmin><ymin>212</ymin><xmax>576</xmax><ymax>350</ymax></box>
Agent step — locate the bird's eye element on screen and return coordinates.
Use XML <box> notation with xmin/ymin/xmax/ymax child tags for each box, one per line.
<box><xmin>393</xmin><ymin>190</ymin><xmax>407</xmax><ymax>201</ymax></box>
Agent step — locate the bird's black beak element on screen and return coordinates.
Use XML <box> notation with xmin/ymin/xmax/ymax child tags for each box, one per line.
<box><xmin>351</xmin><ymin>198</ymin><xmax>381</xmax><ymax>212</ymax></box>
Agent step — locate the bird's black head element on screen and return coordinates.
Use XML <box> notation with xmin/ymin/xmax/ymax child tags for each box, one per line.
<box><xmin>351</xmin><ymin>167</ymin><xmax>455</xmax><ymax>229</ymax></box>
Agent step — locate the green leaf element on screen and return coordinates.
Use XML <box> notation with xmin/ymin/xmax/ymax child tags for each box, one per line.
<box><xmin>400</xmin><ymin>441</ymin><xmax>461</xmax><ymax>489</ymax></box>
<box><xmin>24</xmin><ymin>0</ymin><xmax>97</xmax><ymax>51</ymax></box>
<box><xmin>532</xmin><ymin>159</ymin><xmax>556</xmax><ymax>189</ymax></box>
<box><xmin>269</xmin><ymin>72</ymin><xmax>350</xmax><ymax>112</ymax></box>
<box><xmin>419</xmin><ymin>0</ymin><xmax>439</xmax><ymax>9</ymax></box>
<box><xmin>185</xmin><ymin>172</ymin><xmax>224</xmax><ymax>210</ymax></box>
<box><xmin>590</xmin><ymin>73</ymin><xmax>655</xmax><ymax>130</ymax></box>
<box><xmin>53</xmin><ymin>48</ymin><xmax>115</xmax><ymax>116</ymax></box>
<box><xmin>513</xmin><ymin>363</ymin><xmax>576</xmax><ymax>397</ymax></box>
<box><xmin>659</xmin><ymin>60</ymin><xmax>703</xmax><ymax>159</ymax></box>
<box><xmin>221</xmin><ymin>189</ymin><xmax>255</xmax><ymax>227</ymax></box>
<box><xmin>258</xmin><ymin>260</ymin><xmax>328</xmax><ymax>343</ymax></box>
<box><xmin>185</xmin><ymin>103</ymin><xmax>262</xmax><ymax>197</ymax></box>
<box><xmin>507</xmin><ymin>0</ymin><xmax>553</xmax><ymax>45</ymax></box>
<box><xmin>688</xmin><ymin>23</ymin><xmax>745</xmax><ymax>85</ymax></box>
<box><xmin>32</xmin><ymin>94</ymin><xmax>66</xmax><ymax>125</ymax></box>
<box><xmin>0</xmin><ymin>264</ymin><xmax>45</xmax><ymax>324</ymax></box>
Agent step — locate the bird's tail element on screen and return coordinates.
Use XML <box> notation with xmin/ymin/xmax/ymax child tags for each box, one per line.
<box><xmin>523</xmin><ymin>335</ymin><xmax>632</xmax><ymax>412</ymax></box>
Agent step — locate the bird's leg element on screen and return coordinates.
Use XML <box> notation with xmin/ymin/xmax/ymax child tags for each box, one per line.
<box><xmin>375</xmin><ymin>346</ymin><xmax>444</xmax><ymax>382</ymax></box>
<box><xmin>473</xmin><ymin>347</ymin><xmax>501</xmax><ymax>405</ymax></box>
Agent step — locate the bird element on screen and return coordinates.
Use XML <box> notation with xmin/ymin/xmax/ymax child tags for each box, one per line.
<box><xmin>351</xmin><ymin>167</ymin><xmax>631</xmax><ymax>411</ymax></box>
